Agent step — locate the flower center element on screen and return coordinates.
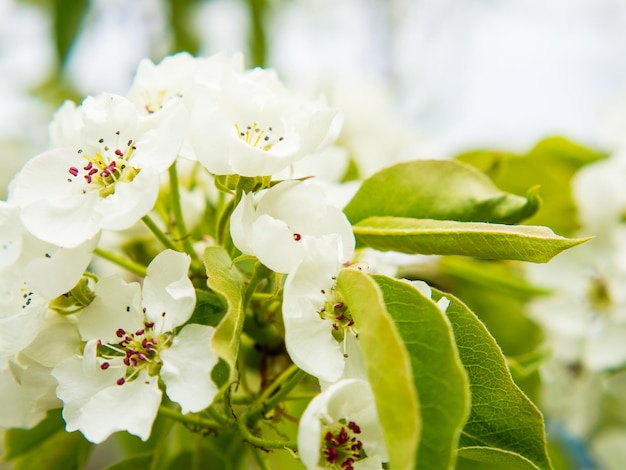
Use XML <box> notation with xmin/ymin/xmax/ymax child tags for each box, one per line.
<box><xmin>234</xmin><ymin>122</ymin><xmax>284</xmax><ymax>151</ymax></box>
<box><xmin>319</xmin><ymin>419</ymin><xmax>367</xmax><ymax>469</ymax></box>
<box><xmin>318</xmin><ymin>289</ymin><xmax>358</xmax><ymax>343</ymax></box>
<box><xmin>98</xmin><ymin>319</ymin><xmax>171</xmax><ymax>385</ymax></box>
<box><xmin>140</xmin><ymin>89</ymin><xmax>172</xmax><ymax>114</ymax></box>
<box><xmin>66</xmin><ymin>132</ymin><xmax>140</xmax><ymax>198</ymax></box>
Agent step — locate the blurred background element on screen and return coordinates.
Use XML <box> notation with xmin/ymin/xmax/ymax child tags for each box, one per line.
<box><xmin>3</xmin><ymin>0</ymin><xmax>626</xmax><ymax>195</ymax></box>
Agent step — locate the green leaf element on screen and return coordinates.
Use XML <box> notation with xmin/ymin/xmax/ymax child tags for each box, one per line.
<box><xmin>103</xmin><ymin>454</ymin><xmax>153</xmax><ymax>470</ymax></box>
<box><xmin>371</xmin><ymin>274</ymin><xmax>470</xmax><ymax>470</ymax></box>
<box><xmin>12</xmin><ymin>430</ymin><xmax>91</xmax><ymax>470</ymax></box>
<box><xmin>54</xmin><ymin>0</ymin><xmax>89</xmax><ymax>67</ymax></box>
<box><xmin>336</xmin><ymin>268</ymin><xmax>420</xmax><ymax>469</ymax></box>
<box><xmin>457</xmin><ymin>136</ymin><xmax>606</xmax><ymax>236</ymax></box>
<box><xmin>203</xmin><ymin>246</ymin><xmax>245</xmax><ymax>381</ymax></box>
<box><xmin>343</xmin><ymin>160</ymin><xmax>540</xmax><ymax>225</ymax></box>
<box><xmin>3</xmin><ymin>408</ymin><xmax>65</xmax><ymax>460</ymax></box>
<box><xmin>187</xmin><ymin>289</ymin><xmax>227</xmax><ymax>327</ymax></box>
<box><xmin>432</xmin><ymin>289</ymin><xmax>553</xmax><ymax>470</ymax></box>
<box><xmin>353</xmin><ymin>217</ymin><xmax>590</xmax><ymax>263</ymax></box>
<box><xmin>457</xmin><ymin>447</ymin><xmax>541</xmax><ymax>470</ymax></box>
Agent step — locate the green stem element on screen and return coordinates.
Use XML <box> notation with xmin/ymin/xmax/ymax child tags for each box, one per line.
<box><xmin>238</xmin><ymin>422</ymin><xmax>297</xmax><ymax>451</ymax></box>
<box><xmin>158</xmin><ymin>406</ymin><xmax>219</xmax><ymax>429</ymax></box>
<box><xmin>94</xmin><ymin>247</ymin><xmax>147</xmax><ymax>277</ymax></box>
<box><xmin>70</xmin><ymin>284</ymin><xmax>92</xmax><ymax>307</ymax></box>
<box><xmin>243</xmin><ymin>262</ymin><xmax>272</xmax><ymax>311</ymax></box>
<box><xmin>216</xmin><ymin>195</ymin><xmax>236</xmax><ymax>246</ymax></box>
<box><xmin>206</xmin><ymin>405</ymin><xmax>230</xmax><ymax>426</ymax></box>
<box><xmin>252</xmin><ymin>447</ymin><xmax>272</xmax><ymax>470</ymax></box>
<box><xmin>142</xmin><ymin>214</ymin><xmax>178</xmax><ymax>251</ymax></box>
<box><xmin>244</xmin><ymin>365</ymin><xmax>307</xmax><ymax>424</ymax></box>
<box><xmin>168</xmin><ymin>162</ymin><xmax>199</xmax><ymax>261</ymax></box>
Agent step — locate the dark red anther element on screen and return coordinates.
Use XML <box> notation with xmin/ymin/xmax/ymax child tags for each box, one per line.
<box><xmin>117</xmin><ymin>377</ymin><xmax>125</xmax><ymax>386</ymax></box>
<box><xmin>84</xmin><ymin>162</ymin><xmax>93</xmax><ymax>170</ymax></box>
<box><xmin>84</xmin><ymin>175</ymin><xmax>92</xmax><ymax>184</ymax></box>
<box><xmin>115</xmin><ymin>149</ymin><xmax>124</xmax><ymax>156</ymax></box>
<box><xmin>100</xmin><ymin>362</ymin><xmax>110</xmax><ymax>370</ymax></box>
<box><xmin>348</xmin><ymin>421</ymin><xmax>361</xmax><ymax>434</ymax></box>
<box><xmin>69</xmin><ymin>167</ymin><xmax>79</xmax><ymax>176</ymax></box>
<box><xmin>116</xmin><ymin>328</ymin><xmax>125</xmax><ymax>338</ymax></box>
<box><xmin>332</xmin><ymin>323</ymin><xmax>339</xmax><ymax>330</ymax></box>
<box><xmin>293</xmin><ymin>233</ymin><xmax>302</xmax><ymax>241</ymax></box>
<box><xmin>145</xmin><ymin>321</ymin><xmax>154</xmax><ymax>328</ymax></box>
<box><xmin>136</xmin><ymin>329</ymin><xmax>145</xmax><ymax>336</ymax></box>
<box><xmin>123</xmin><ymin>356</ymin><xmax>130</xmax><ymax>366</ymax></box>
<box><xmin>324</xmin><ymin>447</ymin><xmax>339</xmax><ymax>464</ymax></box>
<box><xmin>334</xmin><ymin>302</ymin><xmax>344</xmax><ymax>309</ymax></box>
<box><xmin>88</xmin><ymin>168</ymin><xmax>98</xmax><ymax>176</ymax></box>
<box><xmin>347</xmin><ymin>320</ymin><xmax>354</xmax><ymax>327</ymax></box>
<box><xmin>336</xmin><ymin>313</ymin><xmax>345</xmax><ymax>321</ymax></box>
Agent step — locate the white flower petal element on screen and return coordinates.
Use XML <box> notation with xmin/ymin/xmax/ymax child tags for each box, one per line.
<box><xmin>0</xmin><ymin>201</ymin><xmax>22</xmax><ymax>268</ymax></box>
<box><xmin>52</xmin><ymin>341</ymin><xmax>118</xmax><ymax>433</ymax></box>
<box><xmin>0</xmin><ymin>271</ymin><xmax>47</xmax><ymax>359</ymax></box>
<box><xmin>14</xmin><ymin>148</ymin><xmax>103</xmax><ymax>247</ymax></box>
<box><xmin>53</xmin><ymin>341</ymin><xmax>162</xmax><ymax>443</ymax></box>
<box><xmin>0</xmin><ymin>365</ymin><xmax>45</xmax><ymax>429</ymax></box>
<box><xmin>229</xmin><ymin>192</ymin><xmax>256</xmax><ymax>255</ymax></box>
<box><xmin>96</xmin><ymin>168</ymin><xmax>160</xmax><ymax>231</ymax></box>
<box><xmin>23</xmin><ymin>234</ymin><xmax>97</xmax><ymax>300</ymax></box>
<box><xmin>77</xmin><ymin>372</ymin><xmax>161</xmax><ymax>443</ymax></box>
<box><xmin>160</xmin><ymin>324</ymin><xmax>219</xmax><ymax>414</ymax></box>
<box><xmin>142</xmin><ymin>250</ymin><xmax>195</xmax><ymax>332</ymax></box>
<box><xmin>298</xmin><ymin>379</ymin><xmax>387</xmax><ymax>470</ymax></box>
<box><xmin>78</xmin><ymin>276</ymin><xmax>144</xmax><ymax>343</ymax></box>
<box><xmin>21</xmin><ymin>313</ymin><xmax>81</xmax><ymax>368</ymax></box>
<box><xmin>284</xmin><ymin>314</ymin><xmax>344</xmax><ymax>383</ymax></box>
<box><xmin>250</xmin><ymin>214</ymin><xmax>305</xmax><ymax>273</ymax></box>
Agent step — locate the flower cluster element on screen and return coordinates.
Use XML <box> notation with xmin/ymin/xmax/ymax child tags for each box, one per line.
<box><xmin>0</xmin><ymin>51</ymin><xmax>392</xmax><ymax>467</ymax></box>
<box><xmin>2</xmin><ymin>49</ymin><xmax>572</xmax><ymax>470</ymax></box>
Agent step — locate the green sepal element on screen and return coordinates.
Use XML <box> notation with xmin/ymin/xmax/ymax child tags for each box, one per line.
<box><xmin>48</xmin><ymin>277</ymin><xmax>95</xmax><ymax>315</ymax></box>
<box><xmin>214</xmin><ymin>174</ymin><xmax>271</xmax><ymax>194</ymax></box>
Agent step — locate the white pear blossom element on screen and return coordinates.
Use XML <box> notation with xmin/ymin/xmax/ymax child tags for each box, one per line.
<box><xmin>12</xmin><ymin>93</ymin><xmax>186</xmax><ymax>247</ymax></box>
<box><xmin>0</xmin><ymin>313</ymin><xmax>81</xmax><ymax>429</ymax></box>
<box><xmin>282</xmin><ymin>238</ymin><xmax>363</xmax><ymax>384</ymax></box>
<box><xmin>1</xmin><ymin>200</ymin><xmax>97</xmax><ymax>300</ymax></box>
<box><xmin>298</xmin><ymin>378</ymin><xmax>387</xmax><ymax>470</ymax></box>
<box><xmin>230</xmin><ymin>180</ymin><xmax>354</xmax><ymax>273</ymax></box>
<box><xmin>0</xmin><ymin>267</ymin><xmax>48</xmax><ymax>362</ymax></box>
<box><xmin>52</xmin><ymin>250</ymin><xmax>219</xmax><ymax>443</ymax></box>
<box><xmin>0</xmin><ymin>363</ymin><xmax>46</xmax><ymax>429</ymax></box>
<box><xmin>189</xmin><ymin>66</ymin><xmax>341</xmax><ymax>177</ymax></box>
<box><xmin>128</xmin><ymin>51</ymin><xmax>244</xmax><ymax>160</ymax></box>
<box><xmin>128</xmin><ymin>51</ymin><xmax>244</xmax><ymax>115</ymax></box>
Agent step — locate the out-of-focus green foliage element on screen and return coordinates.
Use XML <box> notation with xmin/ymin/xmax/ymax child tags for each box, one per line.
<box><xmin>456</xmin><ymin>136</ymin><xmax>606</xmax><ymax>237</ymax></box>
